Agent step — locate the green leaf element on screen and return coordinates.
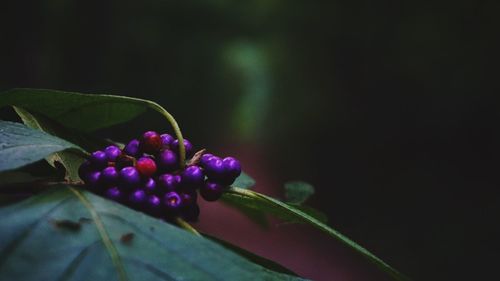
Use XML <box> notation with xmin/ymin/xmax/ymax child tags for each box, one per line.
<box><xmin>1</xmin><ymin>88</ymin><xmax>189</xmax><ymax>166</ymax></box>
<box><xmin>0</xmin><ymin>187</ymin><xmax>305</xmax><ymax>281</ymax></box>
<box><xmin>0</xmin><ymin>121</ymin><xmax>81</xmax><ymax>173</ymax></box>
<box><xmin>292</xmin><ymin>205</ymin><xmax>328</xmax><ymax>224</ymax></box>
<box><xmin>13</xmin><ymin>107</ymin><xmax>108</xmax><ymax>181</ymax></box>
<box><xmin>204</xmin><ymin>234</ymin><xmax>298</xmax><ymax>276</ymax></box>
<box><xmin>284</xmin><ymin>181</ymin><xmax>314</xmax><ymax>205</ymax></box>
<box><xmin>222</xmin><ymin>190</ymin><xmax>326</xmax><ymax>225</ymax></box>
<box><xmin>224</xmin><ymin>187</ymin><xmax>408</xmax><ymax>281</ymax></box>
<box><xmin>232</xmin><ymin>172</ymin><xmax>256</xmax><ymax>189</ymax></box>
<box><xmin>0</xmin><ymin>89</ymin><xmax>146</xmax><ymax>132</ymax></box>
<box><xmin>220</xmin><ymin>195</ymin><xmax>270</xmax><ymax>228</ymax></box>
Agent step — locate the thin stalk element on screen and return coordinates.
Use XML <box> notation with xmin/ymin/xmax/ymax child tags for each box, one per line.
<box><xmin>146</xmin><ymin>101</ymin><xmax>186</xmax><ymax>168</ymax></box>
<box><xmin>175</xmin><ymin>217</ymin><xmax>201</xmax><ymax>236</ymax></box>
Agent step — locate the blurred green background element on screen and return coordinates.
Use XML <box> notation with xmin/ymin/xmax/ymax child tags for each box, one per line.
<box><xmin>1</xmin><ymin>1</ymin><xmax>499</xmax><ymax>280</ymax></box>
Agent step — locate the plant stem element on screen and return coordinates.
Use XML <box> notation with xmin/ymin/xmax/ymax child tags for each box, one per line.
<box><xmin>146</xmin><ymin>101</ymin><xmax>186</xmax><ymax>169</ymax></box>
<box><xmin>175</xmin><ymin>217</ymin><xmax>201</xmax><ymax>236</ymax></box>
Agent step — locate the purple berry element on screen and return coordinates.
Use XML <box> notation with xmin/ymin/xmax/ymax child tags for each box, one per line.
<box><xmin>124</xmin><ymin>139</ymin><xmax>140</xmax><ymax>157</ymax></box>
<box><xmin>129</xmin><ymin>189</ymin><xmax>147</xmax><ymax>209</ymax></box>
<box><xmin>200</xmin><ymin>181</ymin><xmax>224</xmax><ymax>202</ymax></box>
<box><xmin>142</xmin><ymin>178</ymin><xmax>157</xmax><ymax>194</ymax></box>
<box><xmin>136</xmin><ymin>157</ymin><xmax>157</xmax><ymax>177</ymax></box>
<box><xmin>157</xmin><ymin>149</ymin><xmax>178</xmax><ymax>172</ymax></box>
<box><xmin>181</xmin><ymin>165</ymin><xmax>205</xmax><ymax>189</ymax></box>
<box><xmin>223</xmin><ymin>157</ymin><xmax>241</xmax><ymax>178</ymax></box>
<box><xmin>204</xmin><ymin>156</ymin><xmax>225</xmax><ymax>181</ymax></box>
<box><xmin>158</xmin><ymin>173</ymin><xmax>181</xmax><ymax>191</ymax></box>
<box><xmin>164</xmin><ymin>191</ymin><xmax>183</xmax><ymax>210</ymax></box>
<box><xmin>119</xmin><ymin>166</ymin><xmax>141</xmax><ymax>187</ymax></box>
<box><xmin>128</xmin><ymin>189</ymin><xmax>148</xmax><ymax>210</ymax></box>
<box><xmin>105</xmin><ymin>187</ymin><xmax>123</xmax><ymax>202</ymax></box>
<box><xmin>200</xmin><ymin>153</ymin><xmax>214</xmax><ymax>168</ymax></box>
<box><xmin>171</xmin><ymin>139</ymin><xmax>193</xmax><ymax>158</ymax></box>
<box><xmin>160</xmin><ymin>133</ymin><xmax>174</xmax><ymax>148</ymax></box>
<box><xmin>85</xmin><ymin>171</ymin><xmax>102</xmax><ymax>193</ymax></box>
<box><xmin>180</xmin><ymin>191</ymin><xmax>197</xmax><ymax>206</ymax></box>
<box><xmin>90</xmin><ymin>150</ymin><xmax>108</xmax><ymax>169</ymax></box>
<box><xmin>78</xmin><ymin>160</ymin><xmax>92</xmax><ymax>182</ymax></box>
<box><xmin>146</xmin><ymin>195</ymin><xmax>162</xmax><ymax>217</ymax></box>
<box><xmin>101</xmin><ymin>166</ymin><xmax>119</xmax><ymax>185</ymax></box>
<box><xmin>104</xmin><ymin>145</ymin><xmax>121</xmax><ymax>161</ymax></box>
<box><xmin>87</xmin><ymin>171</ymin><xmax>102</xmax><ymax>185</ymax></box>
<box><xmin>139</xmin><ymin>131</ymin><xmax>162</xmax><ymax>154</ymax></box>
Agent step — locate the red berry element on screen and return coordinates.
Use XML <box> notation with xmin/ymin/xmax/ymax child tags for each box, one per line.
<box><xmin>139</xmin><ymin>131</ymin><xmax>162</xmax><ymax>154</ymax></box>
<box><xmin>136</xmin><ymin>157</ymin><xmax>157</xmax><ymax>177</ymax></box>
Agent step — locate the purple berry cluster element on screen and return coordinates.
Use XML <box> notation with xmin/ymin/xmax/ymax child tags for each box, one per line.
<box><xmin>78</xmin><ymin>131</ymin><xmax>241</xmax><ymax>222</ymax></box>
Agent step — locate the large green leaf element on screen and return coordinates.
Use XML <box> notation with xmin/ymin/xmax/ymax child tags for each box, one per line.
<box><xmin>0</xmin><ymin>89</ymin><xmax>146</xmax><ymax>132</ymax></box>
<box><xmin>0</xmin><ymin>187</ymin><xmax>304</xmax><ymax>281</ymax></box>
<box><xmin>0</xmin><ymin>121</ymin><xmax>81</xmax><ymax>173</ymax></box>
<box><xmin>0</xmin><ymin>88</ymin><xmax>189</xmax><ymax>166</ymax></box>
<box><xmin>224</xmin><ymin>187</ymin><xmax>408</xmax><ymax>281</ymax></box>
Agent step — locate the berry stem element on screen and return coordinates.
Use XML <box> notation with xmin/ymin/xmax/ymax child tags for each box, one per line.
<box><xmin>174</xmin><ymin>217</ymin><xmax>201</xmax><ymax>236</ymax></box>
<box><xmin>146</xmin><ymin>101</ymin><xmax>186</xmax><ymax>169</ymax></box>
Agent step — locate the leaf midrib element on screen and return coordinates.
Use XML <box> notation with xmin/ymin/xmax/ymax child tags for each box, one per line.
<box><xmin>69</xmin><ymin>187</ymin><xmax>128</xmax><ymax>281</ymax></box>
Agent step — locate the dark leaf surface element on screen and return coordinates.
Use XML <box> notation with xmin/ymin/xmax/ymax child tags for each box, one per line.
<box><xmin>0</xmin><ymin>121</ymin><xmax>80</xmax><ymax>172</ymax></box>
<box><xmin>0</xmin><ymin>187</ymin><xmax>305</xmax><ymax>281</ymax></box>
<box><xmin>204</xmin><ymin>234</ymin><xmax>298</xmax><ymax>276</ymax></box>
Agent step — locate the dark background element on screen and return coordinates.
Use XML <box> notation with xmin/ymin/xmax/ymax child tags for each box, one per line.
<box><xmin>1</xmin><ymin>1</ymin><xmax>499</xmax><ymax>280</ymax></box>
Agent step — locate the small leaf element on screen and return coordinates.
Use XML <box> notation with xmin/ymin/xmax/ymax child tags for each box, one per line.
<box><xmin>12</xmin><ymin>108</ymin><xmax>92</xmax><ymax>181</ymax></box>
<box><xmin>0</xmin><ymin>187</ymin><xmax>305</xmax><ymax>281</ymax></box>
<box><xmin>222</xmin><ymin>190</ymin><xmax>326</xmax><ymax>226</ymax></box>
<box><xmin>232</xmin><ymin>172</ymin><xmax>256</xmax><ymax>189</ymax></box>
<box><xmin>0</xmin><ymin>121</ymin><xmax>81</xmax><ymax>172</ymax></box>
<box><xmin>221</xmin><ymin>194</ymin><xmax>269</xmax><ymax>228</ymax></box>
<box><xmin>224</xmin><ymin>187</ymin><xmax>408</xmax><ymax>281</ymax></box>
<box><xmin>284</xmin><ymin>181</ymin><xmax>314</xmax><ymax>205</ymax></box>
